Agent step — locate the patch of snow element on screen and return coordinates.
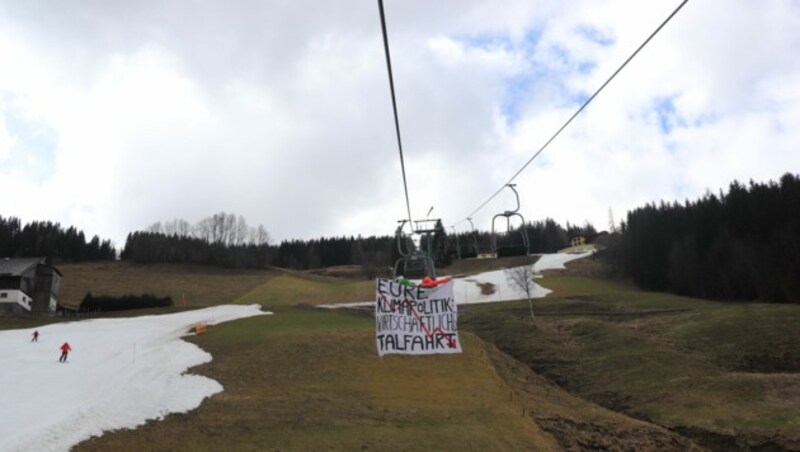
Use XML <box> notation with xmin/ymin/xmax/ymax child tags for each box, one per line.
<box><xmin>532</xmin><ymin>251</ymin><xmax>594</xmax><ymax>272</ymax></box>
<box><xmin>0</xmin><ymin>304</ymin><xmax>267</xmax><ymax>452</ymax></box>
<box><xmin>451</xmin><ymin>252</ymin><xmax>592</xmax><ymax>305</ymax></box>
<box><xmin>319</xmin><ymin>251</ymin><xmax>593</xmax><ymax>308</ymax></box>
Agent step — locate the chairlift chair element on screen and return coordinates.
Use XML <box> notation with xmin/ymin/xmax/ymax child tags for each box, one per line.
<box><xmin>491</xmin><ymin>184</ymin><xmax>530</xmax><ymax>257</ymax></box>
<box><xmin>394</xmin><ymin>251</ymin><xmax>435</xmax><ymax>279</ymax></box>
<box><xmin>392</xmin><ymin>219</ymin><xmax>437</xmax><ymax>279</ymax></box>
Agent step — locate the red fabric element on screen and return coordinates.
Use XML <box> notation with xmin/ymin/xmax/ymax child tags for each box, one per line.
<box><xmin>420</xmin><ymin>276</ymin><xmax>451</xmax><ymax>288</ymax></box>
<box><xmin>60</xmin><ymin>343</ymin><xmax>71</xmax><ymax>352</ymax></box>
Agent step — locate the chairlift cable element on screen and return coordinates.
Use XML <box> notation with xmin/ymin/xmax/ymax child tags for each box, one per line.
<box><xmin>452</xmin><ymin>0</ymin><xmax>690</xmax><ymax>228</ymax></box>
<box><xmin>378</xmin><ymin>0</ymin><xmax>414</xmax><ymax>229</ymax></box>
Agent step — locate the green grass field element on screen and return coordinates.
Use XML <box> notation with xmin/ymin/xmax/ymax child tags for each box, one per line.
<box><xmin>234</xmin><ymin>271</ymin><xmax>374</xmax><ymax>308</ymax></box>
<box><xmin>463</xmin><ymin>274</ymin><xmax>800</xmax><ymax>449</ymax></box>
<box><xmin>6</xmin><ymin>259</ymin><xmax>798</xmax><ymax>450</ymax></box>
<box><xmin>77</xmin><ymin>306</ymin><xmax>557</xmax><ymax>450</ymax></box>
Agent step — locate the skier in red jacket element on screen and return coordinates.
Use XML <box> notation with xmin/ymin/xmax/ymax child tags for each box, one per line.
<box><xmin>31</xmin><ymin>330</ymin><xmax>39</xmax><ymax>342</ymax></box>
<box><xmin>59</xmin><ymin>342</ymin><xmax>72</xmax><ymax>363</ymax></box>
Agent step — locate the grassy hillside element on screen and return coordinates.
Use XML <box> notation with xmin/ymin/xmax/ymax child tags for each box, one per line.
<box><xmin>57</xmin><ymin>261</ymin><xmax>275</xmax><ymax>309</ymax></box>
<box><xmin>10</xmin><ymin>258</ymin><xmax>798</xmax><ymax>450</ymax></box>
<box><xmin>235</xmin><ymin>272</ymin><xmax>374</xmax><ymax>308</ymax></box>
<box><xmin>463</xmin><ymin>272</ymin><xmax>800</xmax><ymax>450</ymax></box>
<box><xmin>72</xmin><ymin>263</ymin><xmax>697</xmax><ymax>450</ymax></box>
<box><xmin>77</xmin><ymin>308</ymin><xmax>558</xmax><ymax>450</ymax></box>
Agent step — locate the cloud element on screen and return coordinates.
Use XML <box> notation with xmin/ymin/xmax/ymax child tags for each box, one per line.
<box><xmin>0</xmin><ymin>112</ymin><xmax>13</xmax><ymax>162</ymax></box>
<box><xmin>0</xmin><ymin>0</ymin><xmax>799</xmax><ymax>249</ymax></box>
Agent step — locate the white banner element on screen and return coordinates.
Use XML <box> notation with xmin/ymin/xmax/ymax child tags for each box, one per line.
<box><xmin>375</xmin><ymin>279</ymin><xmax>462</xmax><ymax>356</ymax></box>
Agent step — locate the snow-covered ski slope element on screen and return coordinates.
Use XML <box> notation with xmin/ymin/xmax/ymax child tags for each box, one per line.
<box><xmin>323</xmin><ymin>251</ymin><xmax>592</xmax><ymax>308</ymax></box>
<box><xmin>0</xmin><ymin>304</ymin><xmax>266</xmax><ymax>452</ymax></box>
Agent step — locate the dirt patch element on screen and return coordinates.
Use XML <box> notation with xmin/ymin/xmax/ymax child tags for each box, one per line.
<box><xmin>476</xmin><ymin>282</ymin><xmax>496</xmax><ymax>295</ymax></box>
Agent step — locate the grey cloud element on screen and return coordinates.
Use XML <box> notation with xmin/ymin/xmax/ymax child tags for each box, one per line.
<box><xmin>1</xmin><ymin>0</ymin><xmax>799</xmax><ymax>247</ymax></box>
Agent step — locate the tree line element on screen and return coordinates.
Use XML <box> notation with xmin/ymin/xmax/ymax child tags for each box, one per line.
<box><xmin>121</xmin><ymin>212</ymin><xmax>594</xmax><ymax>273</ymax></box>
<box><xmin>271</xmin><ymin>235</ymin><xmax>396</xmax><ymax>272</ymax></box>
<box><xmin>1</xmin><ymin>209</ymin><xmax>594</xmax><ymax>274</ymax></box>
<box><xmin>607</xmin><ymin>173</ymin><xmax>800</xmax><ymax>303</ymax></box>
<box><xmin>456</xmin><ymin>219</ymin><xmax>597</xmax><ymax>255</ymax></box>
<box><xmin>0</xmin><ymin>216</ymin><xmax>116</xmax><ymax>262</ymax></box>
<box><xmin>271</xmin><ymin>218</ymin><xmax>594</xmax><ymax>272</ymax></box>
<box><xmin>146</xmin><ymin>213</ymin><xmax>271</xmax><ymax>246</ymax></box>
<box><xmin>121</xmin><ymin>212</ymin><xmax>273</xmax><ymax>267</ymax></box>
<box><xmin>10</xmin><ymin>169</ymin><xmax>798</xmax><ymax>304</ymax></box>
<box><xmin>121</xmin><ymin>231</ymin><xmax>273</xmax><ymax>268</ymax></box>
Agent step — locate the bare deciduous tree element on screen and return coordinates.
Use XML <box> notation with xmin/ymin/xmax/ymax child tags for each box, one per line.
<box><xmin>504</xmin><ymin>258</ymin><xmax>538</xmax><ymax>323</ymax></box>
<box><xmin>146</xmin><ymin>222</ymin><xmax>163</xmax><ymax>234</ymax></box>
<box><xmin>149</xmin><ymin>212</ymin><xmax>270</xmax><ymax>247</ymax></box>
<box><xmin>174</xmin><ymin>219</ymin><xmax>192</xmax><ymax>237</ymax></box>
<box><xmin>233</xmin><ymin>215</ymin><xmax>248</xmax><ymax>246</ymax></box>
<box><xmin>162</xmin><ymin>221</ymin><xmax>176</xmax><ymax>236</ymax></box>
<box><xmin>194</xmin><ymin>217</ymin><xmax>214</xmax><ymax>242</ymax></box>
<box><xmin>251</xmin><ymin>224</ymin><xmax>271</xmax><ymax>246</ymax></box>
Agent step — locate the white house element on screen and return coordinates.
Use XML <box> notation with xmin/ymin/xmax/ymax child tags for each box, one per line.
<box><xmin>0</xmin><ymin>257</ymin><xmax>62</xmax><ymax>315</ymax></box>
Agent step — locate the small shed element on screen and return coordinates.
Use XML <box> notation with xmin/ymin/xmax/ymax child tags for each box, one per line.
<box><xmin>0</xmin><ymin>257</ymin><xmax>62</xmax><ymax>315</ymax></box>
<box><xmin>570</xmin><ymin>235</ymin><xmax>587</xmax><ymax>247</ymax></box>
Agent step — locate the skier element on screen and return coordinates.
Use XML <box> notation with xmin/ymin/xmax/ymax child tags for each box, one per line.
<box><xmin>31</xmin><ymin>330</ymin><xmax>39</xmax><ymax>342</ymax></box>
<box><xmin>59</xmin><ymin>342</ymin><xmax>72</xmax><ymax>363</ymax></box>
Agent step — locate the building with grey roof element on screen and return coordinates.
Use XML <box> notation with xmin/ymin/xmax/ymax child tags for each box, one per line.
<box><xmin>0</xmin><ymin>257</ymin><xmax>62</xmax><ymax>315</ymax></box>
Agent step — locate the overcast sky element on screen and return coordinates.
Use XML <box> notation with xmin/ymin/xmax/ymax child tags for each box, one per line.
<box><xmin>1</xmin><ymin>0</ymin><xmax>799</xmax><ymax>248</ymax></box>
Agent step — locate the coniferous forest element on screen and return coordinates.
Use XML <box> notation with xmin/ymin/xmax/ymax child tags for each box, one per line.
<box><xmin>0</xmin><ymin>216</ymin><xmax>116</xmax><ymax>262</ymax></box>
<box><xmin>610</xmin><ymin>173</ymin><xmax>800</xmax><ymax>303</ymax></box>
